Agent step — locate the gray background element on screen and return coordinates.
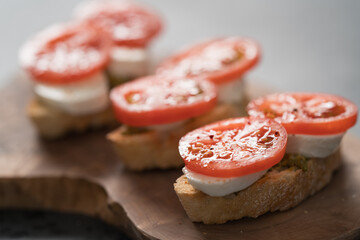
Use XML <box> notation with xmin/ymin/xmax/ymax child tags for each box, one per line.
<box><xmin>0</xmin><ymin>1</ymin><xmax>359</xmax><ymax>239</ymax></box>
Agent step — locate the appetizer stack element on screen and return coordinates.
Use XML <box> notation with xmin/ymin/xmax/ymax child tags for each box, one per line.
<box><xmin>174</xmin><ymin>92</ymin><xmax>357</xmax><ymax>223</ymax></box>
<box><xmin>107</xmin><ymin>75</ymin><xmax>224</xmax><ymax>170</ymax></box>
<box><xmin>157</xmin><ymin>37</ymin><xmax>260</xmax><ymax>109</ymax></box>
<box><xmin>74</xmin><ymin>0</ymin><xmax>162</xmax><ymax>86</ymax></box>
<box><xmin>20</xmin><ymin>0</ymin><xmax>162</xmax><ymax>138</ymax></box>
<box><xmin>18</xmin><ymin>0</ymin><xmax>358</xmax><ymax>227</ymax></box>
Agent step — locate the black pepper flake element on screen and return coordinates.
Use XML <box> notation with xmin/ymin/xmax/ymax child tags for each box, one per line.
<box><xmin>209</xmin><ymin>135</ymin><xmax>214</xmax><ymax>139</ymax></box>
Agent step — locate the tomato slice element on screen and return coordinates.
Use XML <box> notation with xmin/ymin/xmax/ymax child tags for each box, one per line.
<box><xmin>110</xmin><ymin>75</ymin><xmax>217</xmax><ymax>126</ymax></box>
<box><xmin>247</xmin><ymin>93</ymin><xmax>358</xmax><ymax>135</ymax></box>
<box><xmin>76</xmin><ymin>1</ymin><xmax>162</xmax><ymax>48</ymax></box>
<box><xmin>156</xmin><ymin>37</ymin><xmax>261</xmax><ymax>85</ymax></box>
<box><xmin>19</xmin><ymin>22</ymin><xmax>112</xmax><ymax>85</ymax></box>
<box><xmin>179</xmin><ymin>117</ymin><xmax>287</xmax><ymax>178</ymax></box>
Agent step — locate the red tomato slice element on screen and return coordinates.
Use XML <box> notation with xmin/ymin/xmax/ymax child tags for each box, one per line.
<box><xmin>76</xmin><ymin>1</ymin><xmax>162</xmax><ymax>47</ymax></box>
<box><xmin>156</xmin><ymin>37</ymin><xmax>261</xmax><ymax>85</ymax></box>
<box><xmin>247</xmin><ymin>93</ymin><xmax>358</xmax><ymax>135</ymax></box>
<box><xmin>110</xmin><ymin>75</ymin><xmax>217</xmax><ymax>126</ymax></box>
<box><xmin>19</xmin><ymin>22</ymin><xmax>112</xmax><ymax>85</ymax></box>
<box><xmin>179</xmin><ymin>117</ymin><xmax>287</xmax><ymax>178</ymax></box>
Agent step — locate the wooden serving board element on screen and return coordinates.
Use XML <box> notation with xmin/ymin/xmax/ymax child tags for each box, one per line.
<box><xmin>1</xmin><ymin>76</ymin><xmax>360</xmax><ymax>240</ymax></box>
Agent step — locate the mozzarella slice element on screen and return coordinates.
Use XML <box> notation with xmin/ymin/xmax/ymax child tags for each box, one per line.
<box><xmin>34</xmin><ymin>72</ymin><xmax>109</xmax><ymax>115</ymax></box>
<box><xmin>107</xmin><ymin>46</ymin><xmax>148</xmax><ymax>78</ymax></box>
<box><xmin>286</xmin><ymin>133</ymin><xmax>345</xmax><ymax>158</ymax></box>
<box><xmin>217</xmin><ymin>77</ymin><xmax>245</xmax><ymax>105</ymax></box>
<box><xmin>183</xmin><ymin>167</ymin><xmax>267</xmax><ymax>197</ymax></box>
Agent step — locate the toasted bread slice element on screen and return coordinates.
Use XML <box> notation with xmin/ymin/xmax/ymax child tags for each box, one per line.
<box><xmin>107</xmin><ymin>104</ymin><xmax>243</xmax><ymax>171</ymax></box>
<box><xmin>174</xmin><ymin>151</ymin><xmax>341</xmax><ymax>224</ymax></box>
<box><xmin>27</xmin><ymin>97</ymin><xmax>117</xmax><ymax>139</ymax></box>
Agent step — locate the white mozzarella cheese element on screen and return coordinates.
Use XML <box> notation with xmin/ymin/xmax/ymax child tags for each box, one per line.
<box><xmin>286</xmin><ymin>133</ymin><xmax>345</xmax><ymax>158</ymax></box>
<box><xmin>217</xmin><ymin>77</ymin><xmax>245</xmax><ymax>105</ymax></box>
<box><xmin>183</xmin><ymin>167</ymin><xmax>267</xmax><ymax>197</ymax></box>
<box><xmin>34</xmin><ymin>72</ymin><xmax>109</xmax><ymax>115</ymax></box>
<box><xmin>107</xmin><ymin>46</ymin><xmax>148</xmax><ymax>78</ymax></box>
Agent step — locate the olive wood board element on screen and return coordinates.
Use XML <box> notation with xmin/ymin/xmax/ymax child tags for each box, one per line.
<box><xmin>1</xmin><ymin>75</ymin><xmax>360</xmax><ymax>240</ymax></box>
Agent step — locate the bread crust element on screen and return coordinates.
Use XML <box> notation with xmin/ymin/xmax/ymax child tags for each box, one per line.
<box><xmin>27</xmin><ymin>97</ymin><xmax>117</xmax><ymax>139</ymax></box>
<box><xmin>174</xmin><ymin>151</ymin><xmax>341</xmax><ymax>224</ymax></box>
<box><xmin>107</xmin><ymin>104</ymin><xmax>243</xmax><ymax>171</ymax></box>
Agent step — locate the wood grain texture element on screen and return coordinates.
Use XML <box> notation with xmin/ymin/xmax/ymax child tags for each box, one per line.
<box><xmin>1</xmin><ymin>75</ymin><xmax>360</xmax><ymax>240</ymax></box>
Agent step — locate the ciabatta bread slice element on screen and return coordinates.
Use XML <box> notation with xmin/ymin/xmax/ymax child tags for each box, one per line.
<box><xmin>107</xmin><ymin>104</ymin><xmax>243</xmax><ymax>171</ymax></box>
<box><xmin>174</xmin><ymin>151</ymin><xmax>341</xmax><ymax>224</ymax></box>
<box><xmin>28</xmin><ymin>97</ymin><xmax>117</xmax><ymax>139</ymax></box>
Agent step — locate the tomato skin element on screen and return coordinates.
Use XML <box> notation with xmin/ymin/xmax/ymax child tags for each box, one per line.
<box><xmin>19</xmin><ymin>22</ymin><xmax>112</xmax><ymax>85</ymax></box>
<box><xmin>179</xmin><ymin>117</ymin><xmax>287</xmax><ymax>178</ymax></box>
<box><xmin>247</xmin><ymin>93</ymin><xmax>358</xmax><ymax>135</ymax></box>
<box><xmin>110</xmin><ymin>75</ymin><xmax>218</xmax><ymax>126</ymax></box>
<box><xmin>156</xmin><ymin>37</ymin><xmax>261</xmax><ymax>85</ymax></box>
<box><xmin>76</xmin><ymin>1</ymin><xmax>162</xmax><ymax>48</ymax></box>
